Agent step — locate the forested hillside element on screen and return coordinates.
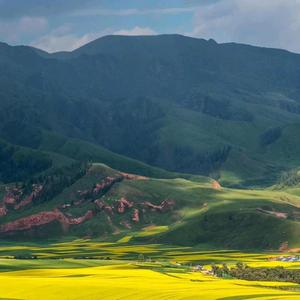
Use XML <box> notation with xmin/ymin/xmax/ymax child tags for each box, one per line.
<box><xmin>1</xmin><ymin>35</ymin><xmax>300</xmax><ymax>186</ymax></box>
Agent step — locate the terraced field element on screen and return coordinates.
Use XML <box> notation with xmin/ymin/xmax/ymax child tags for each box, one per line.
<box><xmin>1</xmin><ymin>241</ymin><xmax>300</xmax><ymax>299</ymax></box>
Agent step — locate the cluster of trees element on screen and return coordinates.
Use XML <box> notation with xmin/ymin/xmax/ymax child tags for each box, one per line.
<box><xmin>172</xmin><ymin>145</ymin><xmax>231</xmax><ymax>174</ymax></box>
<box><xmin>22</xmin><ymin>162</ymin><xmax>89</xmax><ymax>204</ymax></box>
<box><xmin>0</xmin><ymin>140</ymin><xmax>52</xmax><ymax>183</ymax></box>
<box><xmin>212</xmin><ymin>262</ymin><xmax>300</xmax><ymax>283</ymax></box>
<box><xmin>278</xmin><ymin>169</ymin><xmax>300</xmax><ymax>188</ymax></box>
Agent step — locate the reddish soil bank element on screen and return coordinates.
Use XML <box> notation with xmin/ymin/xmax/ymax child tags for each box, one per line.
<box><xmin>0</xmin><ymin>209</ymin><xmax>94</xmax><ymax>233</ymax></box>
<box><xmin>120</xmin><ymin>172</ymin><xmax>148</xmax><ymax>180</ymax></box>
<box><xmin>116</xmin><ymin>197</ymin><xmax>133</xmax><ymax>213</ymax></box>
<box><xmin>212</xmin><ymin>180</ymin><xmax>221</xmax><ymax>190</ymax></box>
<box><xmin>143</xmin><ymin>199</ymin><xmax>175</xmax><ymax>212</ymax></box>
<box><xmin>132</xmin><ymin>209</ymin><xmax>140</xmax><ymax>223</ymax></box>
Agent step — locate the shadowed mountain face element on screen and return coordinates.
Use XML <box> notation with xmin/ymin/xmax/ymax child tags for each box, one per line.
<box><xmin>1</xmin><ymin>34</ymin><xmax>300</xmax><ymax>185</ymax></box>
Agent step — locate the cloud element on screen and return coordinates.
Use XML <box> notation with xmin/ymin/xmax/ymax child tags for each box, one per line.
<box><xmin>190</xmin><ymin>0</ymin><xmax>300</xmax><ymax>53</ymax></box>
<box><xmin>32</xmin><ymin>25</ymin><xmax>157</xmax><ymax>52</ymax></box>
<box><xmin>18</xmin><ymin>17</ymin><xmax>48</xmax><ymax>33</ymax></box>
<box><xmin>0</xmin><ymin>16</ymin><xmax>48</xmax><ymax>43</ymax></box>
<box><xmin>0</xmin><ymin>1</ymin><xmax>200</xmax><ymax>19</ymax></box>
<box><xmin>31</xmin><ymin>25</ymin><xmax>107</xmax><ymax>52</ymax></box>
<box><xmin>113</xmin><ymin>26</ymin><xmax>156</xmax><ymax>36</ymax></box>
<box><xmin>31</xmin><ymin>24</ymin><xmax>156</xmax><ymax>53</ymax></box>
<box><xmin>0</xmin><ymin>0</ymin><xmax>99</xmax><ymax>19</ymax></box>
<box><xmin>71</xmin><ymin>6</ymin><xmax>198</xmax><ymax>17</ymax></box>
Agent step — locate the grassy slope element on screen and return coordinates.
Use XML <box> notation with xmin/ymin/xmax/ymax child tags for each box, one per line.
<box><xmin>38</xmin><ymin>130</ymin><xmax>209</xmax><ymax>180</ymax></box>
<box><xmin>135</xmin><ymin>186</ymin><xmax>300</xmax><ymax>249</ymax></box>
<box><xmin>1</xmin><ymin>163</ymin><xmax>300</xmax><ymax>250</ymax></box>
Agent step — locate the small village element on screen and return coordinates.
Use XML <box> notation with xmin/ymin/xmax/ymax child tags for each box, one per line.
<box><xmin>270</xmin><ymin>256</ymin><xmax>300</xmax><ymax>262</ymax></box>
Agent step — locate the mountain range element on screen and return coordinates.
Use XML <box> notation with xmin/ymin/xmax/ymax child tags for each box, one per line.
<box><xmin>1</xmin><ymin>34</ymin><xmax>300</xmax><ymax>248</ymax></box>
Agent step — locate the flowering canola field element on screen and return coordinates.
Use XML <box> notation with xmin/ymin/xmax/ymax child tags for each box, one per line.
<box><xmin>1</xmin><ymin>260</ymin><xmax>300</xmax><ymax>300</ymax></box>
<box><xmin>1</xmin><ymin>241</ymin><xmax>300</xmax><ymax>299</ymax></box>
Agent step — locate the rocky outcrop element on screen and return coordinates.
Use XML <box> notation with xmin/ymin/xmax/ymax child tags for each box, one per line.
<box><xmin>76</xmin><ymin>176</ymin><xmax>120</xmax><ymax>200</ymax></box>
<box><xmin>143</xmin><ymin>199</ymin><xmax>175</xmax><ymax>212</ymax></box>
<box><xmin>0</xmin><ymin>209</ymin><xmax>94</xmax><ymax>233</ymax></box>
<box><xmin>120</xmin><ymin>172</ymin><xmax>148</xmax><ymax>180</ymax></box>
<box><xmin>68</xmin><ymin>210</ymin><xmax>94</xmax><ymax>225</ymax></box>
<box><xmin>0</xmin><ymin>205</ymin><xmax>7</xmax><ymax>217</ymax></box>
<box><xmin>256</xmin><ymin>208</ymin><xmax>288</xmax><ymax>219</ymax></box>
<box><xmin>116</xmin><ymin>197</ymin><xmax>133</xmax><ymax>213</ymax></box>
<box><xmin>1</xmin><ymin>188</ymin><xmax>20</xmax><ymax>212</ymax></box>
<box><xmin>94</xmin><ymin>199</ymin><xmax>113</xmax><ymax>215</ymax></box>
<box><xmin>93</xmin><ymin>176</ymin><xmax>122</xmax><ymax>195</ymax></box>
<box><xmin>1</xmin><ymin>184</ymin><xmax>43</xmax><ymax>212</ymax></box>
<box><xmin>132</xmin><ymin>209</ymin><xmax>139</xmax><ymax>223</ymax></box>
<box><xmin>14</xmin><ymin>194</ymin><xmax>34</xmax><ymax>210</ymax></box>
<box><xmin>3</xmin><ymin>195</ymin><xmax>17</xmax><ymax>205</ymax></box>
<box><xmin>212</xmin><ymin>180</ymin><xmax>221</xmax><ymax>190</ymax></box>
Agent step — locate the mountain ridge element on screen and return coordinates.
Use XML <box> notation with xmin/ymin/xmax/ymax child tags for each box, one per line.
<box><xmin>1</xmin><ymin>34</ymin><xmax>300</xmax><ymax>246</ymax></box>
<box><xmin>1</xmin><ymin>34</ymin><xmax>300</xmax><ymax>186</ymax></box>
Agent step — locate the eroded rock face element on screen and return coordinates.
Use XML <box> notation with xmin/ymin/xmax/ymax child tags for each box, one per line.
<box><xmin>94</xmin><ymin>199</ymin><xmax>113</xmax><ymax>215</ymax></box>
<box><xmin>132</xmin><ymin>209</ymin><xmax>139</xmax><ymax>223</ymax></box>
<box><xmin>143</xmin><ymin>200</ymin><xmax>175</xmax><ymax>212</ymax></box>
<box><xmin>0</xmin><ymin>205</ymin><xmax>7</xmax><ymax>217</ymax></box>
<box><xmin>212</xmin><ymin>180</ymin><xmax>221</xmax><ymax>190</ymax></box>
<box><xmin>68</xmin><ymin>210</ymin><xmax>94</xmax><ymax>225</ymax></box>
<box><xmin>0</xmin><ymin>209</ymin><xmax>94</xmax><ymax>233</ymax></box>
<box><xmin>1</xmin><ymin>184</ymin><xmax>43</xmax><ymax>213</ymax></box>
<box><xmin>120</xmin><ymin>172</ymin><xmax>148</xmax><ymax>181</ymax></box>
<box><xmin>0</xmin><ymin>171</ymin><xmax>177</xmax><ymax>236</ymax></box>
<box><xmin>3</xmin><ymin>195</ymin><xmax>17</xmax><ymax>205</ymax></box>
<box><xmin>116</xmin><ymin>197</ymin><xmax>133</xmax><ymax>213</ymax></box>
<box><xmin>93</xmin><ymin>176</ymin><xmax>121</xmax><ymax>194</ymax></box>
<box><xmin>14</xmin><ymin>194</ymin><xmax>34</xmax><ymax>210</ymax></box>
<box><xmin>256</xmin><ymin>208</ymin><xmax>288</xmax><ymax>219</ymax></box>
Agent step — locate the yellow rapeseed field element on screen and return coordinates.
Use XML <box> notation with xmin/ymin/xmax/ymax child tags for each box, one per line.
<box><xmin>1</xmin><ymin>242</ymin><xmax>300</xmax><ymax>299</ymax></box>
<box><xmin>1</xmin><ymin>261</ymin><xmax>300</xmax><ymax>300</ymax></box>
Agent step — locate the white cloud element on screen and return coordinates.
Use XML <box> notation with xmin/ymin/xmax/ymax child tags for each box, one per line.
<box><xmin>0</xmin><ymin>16</ymin><xmax>48</xmax><ymax>43</ymax></box>
<box><xmin>113</xmin><ymin>26</ymin><xmax>156</xmax><ymax>36</ymax></box>
<box><xmin>71</xmin><ymin>7</ymin><xmax>198</xmax><ymax>17</ymax></box>
<box><xmin>190</xmin><ymin>0</ymin><xmax>300</xmax><ymax>53</ymax></box>
<box><xmin>32</xmin><ymin>26</ymin><xmax>157</xmax><ymax>53</ymax></box>
<box><xmin>31</xmin><ymin>27</ymin><xmax>106</xmax><ymax>53</ymax></box>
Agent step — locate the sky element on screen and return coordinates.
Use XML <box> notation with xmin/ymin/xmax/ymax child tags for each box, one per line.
<box><xmin>1</xmin><ymin>0</ymin><xmax>300</xmax><ymax>53</ymax></box>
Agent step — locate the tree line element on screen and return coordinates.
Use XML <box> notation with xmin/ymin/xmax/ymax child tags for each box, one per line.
<box><xmin>211</xmin><ymin>262</ymin><xmax>300</xmax><ymax>283</ymax></box>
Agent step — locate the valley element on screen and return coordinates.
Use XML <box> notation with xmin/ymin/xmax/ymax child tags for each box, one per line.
<box><xmin>1</xmin><ymin>33</ymin><xmax>300</xmax><ymax>299</ymax></box>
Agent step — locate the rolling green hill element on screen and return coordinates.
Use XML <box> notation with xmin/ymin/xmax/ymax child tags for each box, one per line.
<box><xmin>0</xmin><ymin>163</ymin><xmax>300</xmax><ymax>250</ymax></box>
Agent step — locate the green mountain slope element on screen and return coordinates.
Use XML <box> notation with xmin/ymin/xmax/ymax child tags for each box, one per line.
<box><xmin>2</xmin><ymin>35</ymin><xmax>300</xmax><ymax>248</ymax></box>
<box><xmin>1</xmin><ymin>35</ymin><xmax>300</xmax><ymax>185</ymax></box>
